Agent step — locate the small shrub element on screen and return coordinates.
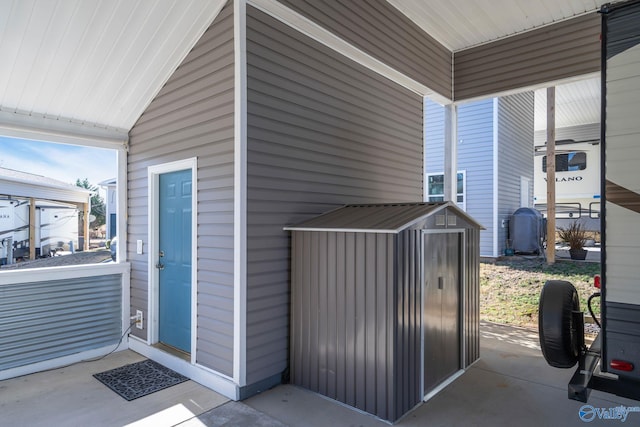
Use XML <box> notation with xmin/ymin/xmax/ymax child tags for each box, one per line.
<box><xmin>558</xmin><ymin>221</ymin><xmax>587</xmax><ymax>250</ymax></box>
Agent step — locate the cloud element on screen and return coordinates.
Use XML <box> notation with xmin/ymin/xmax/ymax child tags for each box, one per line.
<box><xmin>0</xmin><ymin>137</ymin><xmax>116</xmax><ymax>187</ymax></box>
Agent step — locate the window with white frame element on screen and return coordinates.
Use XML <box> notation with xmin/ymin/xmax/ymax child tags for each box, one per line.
<box><xmin>426</xmin><ymin>171</ymin><xmax>466</xmax><ymax>210</ymax></box>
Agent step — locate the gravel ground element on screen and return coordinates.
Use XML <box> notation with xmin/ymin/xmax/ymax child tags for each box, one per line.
<box><xmin>0</xmin><ymin>249</ymin><xmax>112</xmax><ymax>270</ymax></box>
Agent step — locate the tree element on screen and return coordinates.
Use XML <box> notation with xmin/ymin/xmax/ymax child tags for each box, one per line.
<box><xmin>76</xmin><ymin>178</ymin><xmax>105</xmax><ymax>227</ymax></box>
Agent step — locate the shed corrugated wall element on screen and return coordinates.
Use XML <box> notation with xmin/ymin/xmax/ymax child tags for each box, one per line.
<box><xmin>276</xmin><ymin>0</ymin><xmax>452</xmax><ymax>99</ymax></box>
<box><xmin>0</xmin><ymin>274</ymin><xmax>121</xmax><ymax>370</ymax></box>
<box><xmin>464</xmin><ymin>228</ymin><xmax>480</xmax><ymax>366</ymax></box>
<box><xmin>245</xmin><ymin>6</ymin><xmax>423</xmax><ymax>385</ymax></box>
<box><xmin>127</xmin><ymin>1</ymin><xmax>235</xmax><ymax>376</ymax></box>
<box><xmin>290</xmin><ymin>230</ymin><xmax>421</xmax><ymax>422</ymax></box>
<box><xmin>454</xmin><ymin>13</ymin><xmax>600</xmax><ymax>101</ymax></box>
<box><xmin>394</xmin><ymin>229</ymin><xmax>422</xmax><ymax>419</ymax></box>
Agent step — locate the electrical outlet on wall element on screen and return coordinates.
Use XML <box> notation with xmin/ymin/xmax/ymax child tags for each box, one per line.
<box><xmin>136</xmin><ymin>310</ymin><xmax>143</xmax><ymax>329</ymax></box>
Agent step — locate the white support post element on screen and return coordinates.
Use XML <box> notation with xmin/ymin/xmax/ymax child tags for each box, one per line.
<box><xmin>116</xmin><ymin>146</ymin><xmax>128</xmax><ymax>263</ymax></box>
<box><xmin>444</xmin><ymin>104</ymin><xmax>458</xmax><ymax>202</ymax></box>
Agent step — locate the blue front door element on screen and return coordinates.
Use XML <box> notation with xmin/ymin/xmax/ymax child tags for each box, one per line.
<box><xmin>158</xmin><ymin>169</ymin><xmax>192</xmax><ymax>353</ymax></box>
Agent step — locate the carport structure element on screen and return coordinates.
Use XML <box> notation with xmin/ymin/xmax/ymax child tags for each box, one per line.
<box><xmin>0</xmin><ymin>0</ymin><xmax>610</xmax><ymax>415</ymax></box>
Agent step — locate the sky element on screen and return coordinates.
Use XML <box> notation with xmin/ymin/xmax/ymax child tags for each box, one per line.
<box><xmin>0</xmin><ymin>136</ymin><xmax>117</xmax><ymax>194</ymax></box>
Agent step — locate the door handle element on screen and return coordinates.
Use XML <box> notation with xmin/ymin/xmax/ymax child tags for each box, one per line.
<box><xmin>156</xmin><ymin>250</ymin><xmax>165</xmax><ymax>270</ymax></box>
<box><xmin>438</xmin><ymin>277</ymin><xmax>443</xmax><ymax>289</ymax></box>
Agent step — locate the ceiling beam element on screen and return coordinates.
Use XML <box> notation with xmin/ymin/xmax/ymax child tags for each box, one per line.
<box><xmin>0</xmin><ymin>110</ymin><xmax>128</xmax><ymax>150</ymax></box>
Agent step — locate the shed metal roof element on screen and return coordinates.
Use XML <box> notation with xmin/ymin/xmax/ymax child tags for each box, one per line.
<box><xmin>284</xmin><ymin>202</ymin><xmax>484</xmax><ymax>233</ymax></box>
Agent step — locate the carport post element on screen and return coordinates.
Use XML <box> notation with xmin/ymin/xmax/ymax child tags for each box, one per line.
<box><xmin>444</xmin><ymin>104</ymin><xmax>458</xmax><ymax>202</ymax></box>
<box><xmin>546</xmin><ymin>87</ymin><xmax>556</xmax><ymax>264</ymax></box>
<box><xmin>29</xmin><ymin>197</ymin><xmax>36</xmax><ymax>260</ymax></box>
<box><xmin>83</xmin><ymin>202</ymin><xmax>90</xmax><ymax>251</ymax></box>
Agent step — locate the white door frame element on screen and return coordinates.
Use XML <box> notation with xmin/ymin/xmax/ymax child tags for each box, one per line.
<box><xmin>147</xmin><ymin>157</ymin><xmax>198</xmax><ymax>363</ymax></box>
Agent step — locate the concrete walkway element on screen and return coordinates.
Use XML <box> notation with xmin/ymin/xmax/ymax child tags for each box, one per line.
<box><xmin>2</xmin><ymin>322</ymin><xmax>637</xmax><ymax>426</ymax></box>
<box><xmin>240</xmin><ymin>322</ymin><xmax>637</xmax><ymax>427</ymax></box>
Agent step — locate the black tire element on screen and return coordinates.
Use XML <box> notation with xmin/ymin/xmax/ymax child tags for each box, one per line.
<box><xmin>538</xmin><ymin>280</ymin><xmax>582</xmax><ymax>368</ymax></box>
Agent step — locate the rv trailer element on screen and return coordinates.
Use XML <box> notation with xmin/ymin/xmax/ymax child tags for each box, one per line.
<box><xmin>534</xmin><ymin>139</ymin><xmax>601</xmax><ymax>231</ymax></box>
<box><xmin>0</xmin><ymin>198</ymin><xmax>79</xmax><ymax>264</ymax></box>
<box><xmin>539</xmin><ymin>0</ymin><xmax>640</xmax><ymax>403</ymax></box>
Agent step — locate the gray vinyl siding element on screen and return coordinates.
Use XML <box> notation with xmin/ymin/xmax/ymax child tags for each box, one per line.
<box><xmin>0</xmin><ymin>274</ymin><xmax>121</xmax><ymax>370</ymax></box>
<box><xmin>497</xmin><ymin>93</ymin><xmax>535</xmax><ymax>255</ymax></box>
<box><xmin>424</xmin><ymin>99</ymin><xmax>445</xmax><ymax>173</ymax></box>
<box><xmin>457</xmin><ymin>99</ymin><xmax>496</xmax><ymax>256</ymax></box>
<box><xmin>277</xmin><ymin>0</ymin><xmax>452</xmax><ymax>99</ymax></box>
<box><xmin>246</xmin><ymin>6</ymin><xmax>423</xmax><ymax>385</ymax></box>
<box><xmin>127</xmin><ymin>2</ymin><xmax>235</xmax><ymax>376</ymax></box>
<box><xmin>425</xmin><ymin>98</ymin><xmax>495</xmax><ymax>256</ymax></box>
<box><xmin>534</xmin><ymin>122</ymin><xmax>600</xmax><ymax>145</ymax></box>
<box><xmin>454</xmin><ymin>13</ymin><xmax>600</xmax><ymax>101</ymax></box>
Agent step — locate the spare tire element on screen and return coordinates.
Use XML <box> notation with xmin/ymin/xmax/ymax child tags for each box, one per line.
<box><xmin>538</xmin><ymin>280</ymin><xmax>582</xmax><ymax>368</ymax></box>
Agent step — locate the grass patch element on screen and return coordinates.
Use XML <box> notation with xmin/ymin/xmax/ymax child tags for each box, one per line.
<box><xmin>480</xmin><ymin>257</ymin><xmax>600</xmax><ymax>329</ymax></box>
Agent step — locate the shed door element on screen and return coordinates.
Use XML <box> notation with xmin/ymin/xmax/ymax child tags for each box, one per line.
<box><xmin>423</xmin><ymin>232</ymin><xmax>460</xmax><ymax>395</ymax></box>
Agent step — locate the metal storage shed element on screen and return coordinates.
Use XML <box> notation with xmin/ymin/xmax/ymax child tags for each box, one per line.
<box><xmin>284</xmin><ymin>202</ymin><xmax>483</xmax><ymax>422</ymax></box>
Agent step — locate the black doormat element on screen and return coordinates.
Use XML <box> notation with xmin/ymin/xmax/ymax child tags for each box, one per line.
<box><xmin>93</xmin><ymin>359</ymin><xmax>188</xmax><ymax>401</ymax></box>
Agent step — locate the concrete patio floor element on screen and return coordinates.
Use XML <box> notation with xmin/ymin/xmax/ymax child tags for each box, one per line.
<box><xmin>2</xmin><ymin>322</ymin><xmax>637</xmax><ymax>427</ymax></box>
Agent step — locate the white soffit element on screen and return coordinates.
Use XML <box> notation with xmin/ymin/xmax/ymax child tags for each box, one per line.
<box><xmin>534</xmin><ymin>77</ymin><xmax>601</xmax><ymax>131</ymax></box>
<box><xmin>388</xmin><ymin>0</ymin><xmax>609</xmax><ymax>52</ymax></box>
<box><xmin>0</xmin><ymin>0</ymin><xmax>225</xmax><ymax>141</ymax></box>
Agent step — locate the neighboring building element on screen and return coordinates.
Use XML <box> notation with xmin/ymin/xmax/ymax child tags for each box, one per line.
<box><xmin>99</xmin><ymin>178</ymin><xmax>117</xmax><ymax>240</ymax></box>
<box><xmin>425</xmin><ymin>94</ymin><xmax>535</xmax><ymax>257</ymax></box>
<box><xmin>0</xmin><ymin>167</ymin><xmax>91</xmax><ymax>263</ymax></box>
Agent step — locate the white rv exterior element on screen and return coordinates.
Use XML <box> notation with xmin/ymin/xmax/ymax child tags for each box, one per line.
<box><xmin>0</xmin><ymin>199</ymin><xmax>79</xmax><ymax>263</ymax></box>
<box><xmin>534</xmin><ymin>140</ymin><xmax>601</xmax><ymax>228</ymax></box>
<box><xmin>601</xmin><ymin>0</ymin><xmax>640</xmax><ymax>382</ymax></box>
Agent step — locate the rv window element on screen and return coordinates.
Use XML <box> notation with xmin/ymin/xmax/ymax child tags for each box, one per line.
<box><xmin>542</xmin><ymin>152</ymin><xmax>587</xmax><ymax>172</ymax></box>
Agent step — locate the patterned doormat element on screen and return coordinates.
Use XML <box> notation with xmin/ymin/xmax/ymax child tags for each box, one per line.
<box><xmin>93</xmin><ymin>359</ymin><xmax>188</xmax><ymax>401</ymax></box>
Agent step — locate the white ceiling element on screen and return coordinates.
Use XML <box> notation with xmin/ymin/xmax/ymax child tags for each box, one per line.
<box><xmin>0</xmin><ymin>0</ymin><xmax>225</xmax><ymax>142</ymax></box>
<box><xmin>0</xmin><ymin>0</ymin><xmax>612</xmax><ymax>144</ymax></box>
<box><xmin>534</xmin><ymin>77</ymin><xmax>601</xmax><ymax>131</ymax></box>
<box><xmin>389</xmin><ymin>0</ymin><xmax>609</xmax><ymax>52</ymax></box>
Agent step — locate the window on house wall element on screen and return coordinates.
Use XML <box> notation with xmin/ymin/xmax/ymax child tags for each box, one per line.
<box><xmin>426</xmin><ymin>171</ymin><xmax>466</xmax><ymax>210</ymax></box>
